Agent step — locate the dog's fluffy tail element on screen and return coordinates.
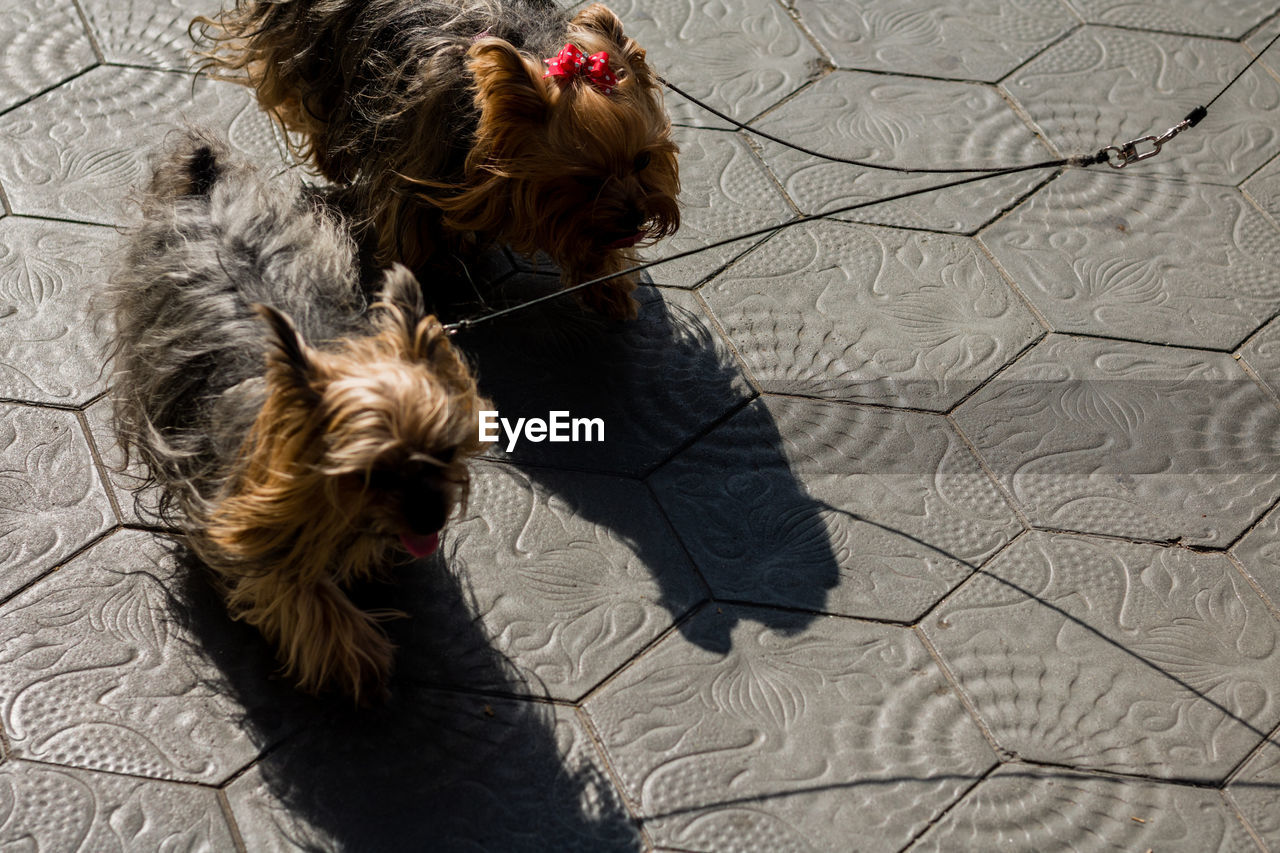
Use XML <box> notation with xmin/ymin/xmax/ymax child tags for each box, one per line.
<box><xmin>144</xmin><ymin>128</ymin><xmax>226</xmax><ymax>203</ymax></box>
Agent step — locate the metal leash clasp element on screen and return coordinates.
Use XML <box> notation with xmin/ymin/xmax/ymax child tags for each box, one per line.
<box><xmin>1102</xmin><ymin>118</ymin><xmax>1193</xmax><ymax>168</ymax></box>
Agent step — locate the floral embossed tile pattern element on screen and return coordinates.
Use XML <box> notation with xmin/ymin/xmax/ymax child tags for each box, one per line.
<box><xmin>789</xmin><ymin>0</ymin><xmax>1076</xmax><ymax>82</ymax></box>
<box><xmin>225</xmin><ymin>693</ymin><xmax>641</xmax><ymax>852</ymax></box>
<box><xmin>0</xmin><ymin>218</ymin><xmax>119</xmax><ymax>405</ymax></box>
<box><xmin>1003</xmin><ymin>28</ymin><xmax>1280</xmax><ymax>184</ymax></box>
<box><xmin>1061</xmin><ymin>0</ymin><xmax>1277</xmax><ymax>39</ymax></box>
<box><xmin>79</xmin><ymin>0</ymin><xmax>211</xmax><ymax>70</ymax></box>
<box><xmin>701</xmin><ymin>219</ymin><xmax>1043</xmax><ymax>409</ymax></box>
<box><xmin>1229</xmin><ymin>735</ymin><xmax>1280</xmax><ymax>848</ymax></box>
<box><xmin>584</xmin><ymin>605</ymin><xmax>999</xmax><ymax>851</ymax></box>
<box><xmin>0</xmin><ymin>529</ymin><xmax>277</xmax><ymax>785</ymax></box>
<box><xmin>397</xmin><ymin>461</ymin><xmax>706</xmax><ymax>699</ymax></box>
<box><xmin>981</xmin><ymin>170</ymin><xmax>1280</xmax><ymax>348</ymax></box>
<box><xmin>648</xmin><ymin>397</ymin><xmax>1021</xmax><ymax>623</ymax></box>
<box><xmin>0</xmin><ymin>67</ymin><xmax>277</xmax><ymax>225</ymax></box>
<box><xmin>924</xmin><ymin>531</ymin><xmax>1280</xmax><ymax>781</ymax></box>
<box><xmin>640</xmin><ymin>125</ymin><xmax>793</xmax><ymax>289</ymax></box>
<box><xmin>0</xmin><ymin>404</ymin><xmax>113</xmax><ymax>599</ymax></box>
<box><xmin>1231</xmin><ymin>502</ymin><xmax>1280</xmax><ymax>612</ymax></box>
<box><xmin>0</xmin><ymin>762</ymin><xmax>238</xmax><ymax>849</ymax></box>
<box><xmin>749</xmin><ymin>70</ymin><xmax>1057</xmax><ymax>233</ymax></box>
<box><xmin>952</xmin><ymin>334</ymin><xmax>1280</xmax><ymax>546</ymax></box>
<box><xmin>602</xmin><ymin>0</ymin><xmax>823</xmax><ymax>122</ymax></box>
<box><xmin>0</xmin><ymin>0</ymin><xmax>95</xmax><ymax>113</ymax></box>
<box><xmin>910</xmin><ymin>764</ymin><xmax>1258</xmax><ymax>851</ymax></box>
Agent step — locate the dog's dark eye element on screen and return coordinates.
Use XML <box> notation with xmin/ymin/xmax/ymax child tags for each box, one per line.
<box><xmin>633</xmin><ymin>151</ymin><xmax>651</xmax><ymax>172</ymax></box>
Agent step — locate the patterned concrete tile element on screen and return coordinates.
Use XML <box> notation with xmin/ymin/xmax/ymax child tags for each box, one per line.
<box><xmin>226</xmin><ymin>692</ymin><xmax>640</xmax><ymax>851</ymax></box>
<box><xmin>750</xmin><ymin>71</ymin><xmax>1057</xmax><ymax>233</ymax></box>
<box><xmin>396</xmin><ymin>461</ymin><xmax>706</xmax><ymax>700</ymax></box>
<box><xmin>0</xmin><ymin>529</ymin><xmax>277</xmax><ymax>784</ymax></box>
<box><xmin>641</xmin><ymin>126</ymin><xmax>792</xmax><ymax>289</ymax></box>
<box><xmin>1242</xmin><ymin>152</ymin><xmax>1280</xmax><ymax>221</ymax></box>
<box><xmin>0</xmin><ymin>404</ymin><xmax>113</xmax><ymax>599</ymax></box>
<box><xmin>584</xmin><ymin>605</ymin><xmax>999</xmax><ymax>851</ymax></box>
<box><xmin>1061</xmin><ymin>0</ymin><xmax>1276</xmax><ymax>39</ymax></box>
<box><xmin>701</xmin><ymin>220</ymin><xmax>1043</xmax><ymax>409</ymax></box>
<box><xmin>982</xmin><ymin>171</ymin><xmax>1280</xmax><ymax>348</ymax></box>
<box><xmin>925</xmin><ymin>531</ymin><xmax>1280</xmax><ymax>781</ymax></box>
<box><xmin>649</xmin><ymin>397</ymin><xmax>1021</xmax><ymax>624</ymax></box>
<box><xmin>80</xmin><ymin>0</ymin><xmax>207</xmax><ymax>70</ymax></box>
<box><xmin>0</xmin><ymin>761</ymin><xmax>236</xmax><ymax>850</ymax></box>
<box><xmin>82</xmin><ymin>394</ymin><xmax>162</xmax><ymax>526</ymax></box>
<box><xmin>1240</xmin><ymin>315</ymin><xmax>1280</xmax><ymax>399</ymax></box>
<box><xmin>1232</xmin><ymin>503</ymin><xmax>1280</xmax><ymax>612</ymax></box>
<box><xmin>1004</xmin><ymin>28</ymin><xmax>1280</xmax><ymax>185</ymax></box>
<box><xmin>0</xmin><ymin>218</ymin><xmax>117</xmax><ymax>405</ymax></box>
<box><xmin>953</xmin><ymin>335</ymin><xmax>1280</xmax><ymax>546</ymax></box>
<box><xmin>789</xmin><ymin>0</ymin><xmax>1077</xmax><ymax>82</ymax></box>
<box><xmin>911</xmin><ymin>764</ymin><xmax>1257</xmax><ymax>852</ymax></box>
<box><xmin>0</xmin><ymin>66</ymin><xmax>277</xmax><ymax>225</ymax></box>
<box><xmin>1247</xmin><ymin>13</ymin><xmax>1280</xmax><ymax>55</ymax></box>
<box><xmin>458</xmin><ymin>287</ymin><xmax>752</xmax><ymax>477</ymax></box>
<box><xmin>604</xmin><ymin>0</ymin><xmax>824</xmax><ymax>121</ymax></box>
<box><xmin>0</xmin><ymin>0</ymin><xmax>95</xmax><ymax>114</ymax></box>
<box><xmin>1229</xmin><ymin>735</ymin><xmax>1280</xmax><ymax>849</ymax></box>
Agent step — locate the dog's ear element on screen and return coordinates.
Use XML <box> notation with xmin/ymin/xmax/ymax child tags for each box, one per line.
<box><xmin>374</xmin><ymin>263</ymin><xmax>425</xmax><ymax>321</ymax></box>
<box><xmin>569</xmin><ymin>4</ymin><xmax>653</xmax><ymax>86</ymax></box>
<box><xmin>467</xmin><ymin>40</ymin><xmax>550</xmax><ymax>123</ymax></box>
<box><xmin>255</xmin><ymin>303</ymin><xmax>319</xmax><ymax>390</ymax></box>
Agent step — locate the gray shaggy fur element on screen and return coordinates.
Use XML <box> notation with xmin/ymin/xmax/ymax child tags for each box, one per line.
<box><xmin>106</xmin><ymin>131</ymin><xmax>367</xmax><ymax>524</ymax></box>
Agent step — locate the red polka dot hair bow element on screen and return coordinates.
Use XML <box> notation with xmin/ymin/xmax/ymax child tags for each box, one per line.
<box><xmin>544</xmin><ymin>43</ymin><xmax>618</xmax><ymax>95</ymax></box>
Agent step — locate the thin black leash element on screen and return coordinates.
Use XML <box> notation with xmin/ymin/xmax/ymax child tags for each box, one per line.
<box><xmin>443</xmin><ymin>25</ymin><xmax>1280</xmax><ymax>335</ymax></box>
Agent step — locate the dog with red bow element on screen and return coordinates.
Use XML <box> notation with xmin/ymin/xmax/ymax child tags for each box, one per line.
<box><xmin>197</xmin><ymin>0</ymin><xmax>681</xmax><ymax>320</ymax></box>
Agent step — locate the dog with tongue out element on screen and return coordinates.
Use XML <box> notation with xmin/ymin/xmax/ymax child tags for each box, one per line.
<box><xmin>105</xmin><ymin>131</ymin><xmax>488</xmax><ymax>703</ymax></box>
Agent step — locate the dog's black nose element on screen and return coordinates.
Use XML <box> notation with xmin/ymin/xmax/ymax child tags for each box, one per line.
<box><xmin>405</xmin><ymin>491</ymin><xmax>448</xmax><ymax>535</ymax></box>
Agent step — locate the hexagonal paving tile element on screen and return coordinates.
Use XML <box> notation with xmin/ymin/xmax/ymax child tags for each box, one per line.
<box><xmin>789</xmin><ymin>0</ymin><xmax>1076</xmax><ymax>82</ymax></box>
<box><xmin>1228</xmin><ymin>734</ymin><xmax>1280</xmax><ymax>848</ymax></box>
<box><xmin>0</xmin><ymin>528</ymin><xmax>281</xmax><ymax>784</ymax></box>
<box><xmin>1003</xmin><ymin>28</ymin><xmax>1280</xmax><ymax>185</ymax></box>
<box><xmin>0</xmin><ymin>0</ymin><xmax>95</xmax><ymax>114</ymax></box>
<box><xmin>395</xmin><ymin>461</ymin><xmax>706</xmax><ymax>699</ymax></box>
<box><xmin>80</xmin><ymin>0</ymin><xmax>208</xmax><ymax>70</ymax></box>
<box><xmin>82</xmin><ymin>394</ymin><xmax>162</xmax><ymax>526</ymax></box>
<box><xmin>749</xmin><ymin>70</ymin><xmax>1057</xmax><ymax>233</ymax></box>
<box><xmin>584</xmin><ymin>605</ymin><xmax>999</xmax><ymax>851</ymax></box>
<box><xmin>226</xmin><ymin>691</ymin><xmax>640</xmax><ymax>852</ymax></box>
<box><xmin>0</xmin><ymin>217</ymin><xmax>119</xmax><ymax>405</ymax></box>
<box><xmin>603</xmin><ymin>0</ymin><xmax>824</xmax><ymax>121</ymax></box>
<box><xmin>910</xmin><ymin>764</ymin><xmax>1257</xmax><ymax>851</ymax></box>
<box><xmin>924</xmin><ymin>531</ymin><xmax>1280</xmax><ymax>781</ymax></box>
<box><xmin>1248</xmin><ymin>13</ymin><xmax>1280</xmax><ymax>55</ymax></box>
<box><xmin>1242</xmin><ymin>151</ymin><xmax>1280</xmax><ymax>223</ymax></box>
<box><xmin>0</xmin><ymin>403</ymin><xmax>113</xmax><ymax>599</ymax></box>
<box><xmin>458</xmin><ymin>287</ymin><xmax>753</xmax><ymax>477</ymax></box>
<box><xmin>1061</xmin><ymin>0</ymin><xmax>1277</xmax><ymax>38</ymax></box>
<box><xmin>640</xmin><ymin>125</ymin><xmax>793</xmax><ymax>289</ymax></box>
<box><xmin>1232</xmin><ymin>502</ymin><xmax>1280</xmax><ymax>612</ymax></box>
<box><xmin>700</xmin><ymin>219</ymin><xmax>1043</xmax><ymax>409</ymax></box>
<box><xmin>1240</xmin><ymin>314</ymin><xmax>1280</xmax><ymax>399</ymax></box>
<box><xmin>981</xmin><ymin>170</ymin><xmax>1280</xmax><ymax>348</ymax></box>
<box><xmin>648</xmin><ymin>397</ymin><xmax>1022</xmax><ymax>624</ymax></box>
<box><xmin>0</xmin><ymin>66</ymin><xmax>278</xmax><ymax>225</ymax></box>
<box><xmin>952</xmin><ymin>334</ymin><xmax>1280</xmax><ymax>546</ymax></box>
<box><xmin>0</xmin><ymin>761</ymin><xmax>237</xmax><ymax>849</ymax></box>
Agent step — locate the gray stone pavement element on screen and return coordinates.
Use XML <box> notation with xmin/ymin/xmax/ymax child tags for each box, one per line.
<box><xmin>1</xmin><ymin>0</ymin><xmax>1280</xmax><ymax>849</ymax></box>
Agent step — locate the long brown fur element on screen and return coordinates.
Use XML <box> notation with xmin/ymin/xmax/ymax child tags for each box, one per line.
<box><xmin>107</xmin><ymin>132</ymin><xmax>490</xmax><ymax>701</ymax></box>
<box><xmin>195</xmin><ymin>0</ymin><xmax>680</xmax><ymax>319</ymax></box>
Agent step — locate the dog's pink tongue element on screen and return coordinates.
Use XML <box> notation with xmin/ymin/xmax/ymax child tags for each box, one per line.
<box><xmin>399</xmin><ymin>531</ymin><xmax>440</xmax><ymax>558</ymax></box>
